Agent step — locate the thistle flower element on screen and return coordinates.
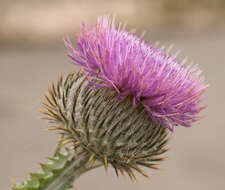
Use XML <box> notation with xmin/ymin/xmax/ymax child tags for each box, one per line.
<box><xmin>11</xmin><ymin>16</ymin><xmax>208</xmax><ymax>190</ymax></box>
<box><xmin>64</xmin><ymin>16</ymin><xmax>208</xmax><ymax>131</ymax></box>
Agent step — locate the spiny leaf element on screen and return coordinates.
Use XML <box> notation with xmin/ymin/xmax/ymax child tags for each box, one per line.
<box><xmin>11</xmin><ymin>149</ymin><xmax>73</xmax><ymax>190</ymax></box>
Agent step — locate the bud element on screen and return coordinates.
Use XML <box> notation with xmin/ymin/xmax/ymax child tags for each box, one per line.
<box><xmin>43</xmin><ymin>71</ymin><xmax>169</xmax><ymax>179</ymax></box>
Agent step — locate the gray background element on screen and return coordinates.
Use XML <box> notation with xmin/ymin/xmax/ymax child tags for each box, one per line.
<box><xmin>0</xmin><ymin>0</ymin><xmax>225</xmax><ymax>189</ymax></box>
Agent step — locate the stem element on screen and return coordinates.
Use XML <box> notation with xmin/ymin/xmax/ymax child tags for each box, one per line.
<box><xmin>11</xmin><ymin>149</ymin><xmax>103</xmax><ymax>190</ymax></box>
<box><xmin>45</xmin><ymin>151</ymin><xmax>102</xmax><ymax>190</ymax></box>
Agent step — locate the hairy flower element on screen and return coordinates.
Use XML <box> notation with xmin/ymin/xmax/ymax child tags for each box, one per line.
<box><xmin>64</xmin><ymin>16</ymin><xmax>208</xmax><ymax>131</ymax></box>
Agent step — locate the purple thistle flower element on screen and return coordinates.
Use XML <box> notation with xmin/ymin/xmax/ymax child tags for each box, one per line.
<box><xmin>64</xmin><ymin>16</ymin><xmax>208</xmax><ymax>132</ymax></box>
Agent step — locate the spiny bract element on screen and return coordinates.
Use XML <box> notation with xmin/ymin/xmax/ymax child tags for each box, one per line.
<box><xmin>42</xmin><ymin>72</ymin><xmax>169</xmax><ymax>179</ymax></box>
<box><xmin>64</xmin><ymin>16</ymin><xmax>208</xmax><ymax>131</ymax></box>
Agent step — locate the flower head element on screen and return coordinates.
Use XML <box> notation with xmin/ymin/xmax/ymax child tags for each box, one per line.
<box><xmin>64</xmin><ymin>16</ymin><xmax>208</xmax><ymax>131</ymax></box>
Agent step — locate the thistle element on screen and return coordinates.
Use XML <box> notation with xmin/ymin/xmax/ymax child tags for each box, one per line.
<box><xmin>64</xmin><ymin>16</ymin><xmax>208</xmax><ymax>131</ymax></box>
<box><xmin>11</xmin><ymin>16</ymin><xmax>207</xmax><ymax>190</ymax></box>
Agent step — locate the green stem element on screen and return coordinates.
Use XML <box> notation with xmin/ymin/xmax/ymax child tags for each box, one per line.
<box><xmin>12</xmin><ymin>149</ymin><xmax>103</xmax><ymax>190</ymax></box>
<box><xmin>44</xmin><ymin>152</ymin><xmax>101</xmax><ymax>190</ymax></box>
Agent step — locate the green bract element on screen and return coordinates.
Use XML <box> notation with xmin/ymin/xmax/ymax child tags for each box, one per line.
<box><xmin>42</xmin><ymin>71</ymin><xmax>169</xmax><ymax>179</ymax></box>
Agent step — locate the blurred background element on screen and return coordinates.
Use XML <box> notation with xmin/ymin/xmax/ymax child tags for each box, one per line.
<box><xmin>0</xmin><ymin>0</ymin><xmax>225</xmax><ymax>189</ymax></box>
